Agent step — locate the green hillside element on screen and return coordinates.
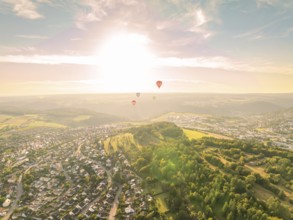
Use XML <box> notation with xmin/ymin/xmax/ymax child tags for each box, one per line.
<box><xmin>104</xmin><ymin>122</ymin><xmax>293</xmax><ymax>220</ymax></box>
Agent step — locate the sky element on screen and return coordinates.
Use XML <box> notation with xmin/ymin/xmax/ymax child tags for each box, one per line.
<box><xmin>0</xmin><ymin>0</ymin><xmax>293</xmax><ymax>96</ymax></box>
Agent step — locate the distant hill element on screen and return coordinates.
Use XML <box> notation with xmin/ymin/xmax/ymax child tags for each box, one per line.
<box><xmin>0</xmin><ymin>107</ymin><xmax>125</xmax><ymax>136</ymax></box>
<box><xmin>39</xmin><ymin>107</ymin><xmax>125</xmax><ymax>127</ymax></box>
<box><xmin>0</xmin><ymin>93</ymin><xmax>293</xmax><ymax>119</ymax></box>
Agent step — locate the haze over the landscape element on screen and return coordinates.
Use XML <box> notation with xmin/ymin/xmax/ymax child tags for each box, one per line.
<box><xmin>1</xmin><ymin>2</ymin><xmax>293</xmax><ymax>219</ymax></box>
<box><xmin>1</xmin><ymin>0</ymin><xmax>293</xmax><ymax>96</ymax></box>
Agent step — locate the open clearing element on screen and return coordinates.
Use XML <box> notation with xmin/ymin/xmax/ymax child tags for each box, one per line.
<box><xmin>246</xmin><ymin>165</ymin><xmax>269</xmax><ymax>178</ymax></box>
<box><xmin>253</xmin><ymin>184</ymin><xmax>274</xmax><ymax>201</ymax></box>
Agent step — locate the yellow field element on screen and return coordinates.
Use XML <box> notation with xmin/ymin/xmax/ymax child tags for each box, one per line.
<box><xmin>183</xmin><ymin>129</ymin><xmax>210</xmax><ymax>139</ymax></box>
<box><xmin>0</xmin><ymin>115</ymin><xmax>30</xmax><ymax>129</ymax></box>
<box><xmin>183</xmin><ymin>128</ymin><xmax>232</xmax><ymax>140</ymax></box>
<box><xmin>26</xmin><ymin>121</ymin><xmax>66</xmax><ymax>129</ymax></box>
<box><xmin>103</xmin><ymin>133</ymin><xmax>142</xmax><ymax>154</ymax></box>
<box><xmin>3</xmin><ymin>116</ymin><xmax>31</xmax><ymax>125</ymax></box>
<box><xmin>72</xmin><ymin>115</ymin><xmax>91</xmax><ymax>122</ymax></box>
<box><xmin>0</xmin><ymin>114</ymin><xmax>66</xmax><ymax>131</ymax></box>
<box><xmin>0</xmin><ymin>114</ymin><xmax>11</xmax><ymax>121</ymax></box>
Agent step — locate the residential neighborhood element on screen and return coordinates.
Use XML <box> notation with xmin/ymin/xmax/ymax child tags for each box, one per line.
<box><xmin>1</xmin><ymin>109</ymin><xmax>292</xmax><ymax>219</ymax></box>
<box><xmin>0</xmin><ymin>124</ymin><xmax>154</xmax><ymax>219</ymax></box>
<box><xmin>161</xmin><ymin>111</ymin><xmax>293</xmax><ymax>150</ymax></box>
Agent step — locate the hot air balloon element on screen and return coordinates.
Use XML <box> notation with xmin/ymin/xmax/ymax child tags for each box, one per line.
<box><xmin>156</xmin><ymin>80</ymin><xmax>162</xmax><ymax>88</ymax></box>
<box><xmin>131</xmin><ymin>100</ymin><xmax>136</xmax><ymax>106</ymax></box>
<box><xmin>136</xmin><ymin>92</ymin><xmax>140</xmax><ymax>98</ymax></box>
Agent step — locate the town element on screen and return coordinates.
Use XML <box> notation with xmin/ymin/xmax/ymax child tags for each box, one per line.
<box><xmin>0</xmin><ymin>124</ymin><xmax>153</xmax><ymax>219</ymax></box>
<box><xmin>160</xmin><ymin>110</ymin><xmax>293</xmax><ymax>150</ymax></box>
<box><xmin>1</xmin><ymin>109</ymin><xmax>292</xmax><ymax>219</ymax></box>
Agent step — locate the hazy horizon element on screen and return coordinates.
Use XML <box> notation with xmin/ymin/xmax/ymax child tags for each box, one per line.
<box><xmin>1</xmin><ymin>91</ymin><xmax>293</xmax><ymax>98</ymax></box>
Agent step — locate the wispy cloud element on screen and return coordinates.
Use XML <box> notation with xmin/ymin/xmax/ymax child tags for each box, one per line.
<box><xmin>0</xmin><ymin>55</ymin><xmax>98</xmax><ymax>65</ymax></box>
<box><xmin>157</xmin><ymin>56</ymin><xmax>233</xmax><ymax>70</ymax></box>
<box><xmin>281</xmin><ymin>27</ymin><xmax>293</xmax><ymax>38</ymax></box>
<box><xmin>0</xmin><ymin>46</ymin><xmax>40</xmax><ymax>54</ymax></box>
<box><xmin>75</xmin><ymin>4</ymin><xmax>106</xmax><ymax>30</ymax></box>
<box><xmin>74</xmin><ymin>0</ymin><xmax>139</xmax><ymax>29</ymax></box>
<box><xmin>74</xmin><ymin>0</ymin><xmax>111</xmax><ymax>29</ymax></box>
<box><xmin>189</xmin><ymin>8</ymin><xmax>211</xmax><ymax>39</ymax></box>
<box><xmin>234</xmin><ymin>17</ymin><xmax>284</xmax><ymax>40</ymax></box>
<box><xmin>256</xmin><ymin>0</ymin><xmax>279</xmax><ymax>7</ymax></box>
<box><xmin>1</xmin><ymin>54</ymin><xmax>292</xmax><ymax>75</ymax></box>
<box><xmin>3</xmin><ymin>0</ymin><xmax>44</xmax><ymax>19</ymax></box>
<box><xmin>16</xmin><ymin>34</ymin><xmax>48</xmax><ymax>39</ymax></box>
<box><xmin>183</xmin><ymin>0</ymin><xmax>223</xmax><ymax>39</ymax></box>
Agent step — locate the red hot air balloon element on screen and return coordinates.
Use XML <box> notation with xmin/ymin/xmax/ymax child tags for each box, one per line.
<box><xmin>156</xmin><ymin>80</ymin><xmax>162</xmax><ymax>88</ymax></box>
<box><xmin>131</xmin><ymin>100</ymin><xmax>136</xmax><ymax>106</ymax></box>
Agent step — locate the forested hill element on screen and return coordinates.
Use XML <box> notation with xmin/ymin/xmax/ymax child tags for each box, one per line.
<box><xmin>104</xmin><ymin>122</ymin><xmax>293</xmax><ymax>219</ymax></box>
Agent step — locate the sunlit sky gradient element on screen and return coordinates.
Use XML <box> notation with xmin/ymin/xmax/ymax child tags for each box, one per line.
<box><xmin>1</xmin><ymin>0</ymin><xmax>293</xmax><ymax>96</ymax></box>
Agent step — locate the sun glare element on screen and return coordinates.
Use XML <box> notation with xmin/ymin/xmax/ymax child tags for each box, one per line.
<box><xmin>97</xmin><ymin>32</ymin><xmax>155</xmax><ymax>92</ymax></box>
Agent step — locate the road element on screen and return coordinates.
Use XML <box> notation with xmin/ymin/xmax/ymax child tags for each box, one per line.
<box><xmin>108</xmin><ymin>185</ymin><xmax>122</xmax><ymax>220</ymax></box>
<box><xmin>3</xmin><ymin>174</ymin><xmax>23</xmax><ymax>220</ymax></box>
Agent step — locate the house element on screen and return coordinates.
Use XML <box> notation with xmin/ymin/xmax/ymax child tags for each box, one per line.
<box><xmin>106</xmin><ymin>159</ymin><xmax>111</xmax><ymax>167</ymax></box>
<box><xmin>0</xmin><ymin>209</ymin><xmax>7</xmax><ymax>217</ymax></box>
<box><xmin>125</xmin><ymin>205</ymin><xmax>135</xmax><ymax>214</ymax></box>
<box><xmin>2</xmin><ymin>198</ymin><xmax>11</xmax><ymax>207</ymax></box>
<box><xmin>125</xmin><ymin>197</ymin><xmax>132</xmax><ymax>205</ymax></box>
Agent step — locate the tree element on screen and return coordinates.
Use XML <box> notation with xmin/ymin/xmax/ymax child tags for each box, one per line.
<box><xmin>175</xmin><ymin>210</ymin><xmax>192</xmax><ymax>220</ymax></box>
<box><xmin>227</xmin><ymin>212</ymin><xmax>234</xmax><ymax>220</ymax></box>
<box><xmin>245</xmin><ymin>174</ymin><xmax>256</xmax><ymax>189</ymax></box>
<box><xmin>222</xmin><ymin>201</ymin><xmax>229</xmax><ymax>215</ymax></box>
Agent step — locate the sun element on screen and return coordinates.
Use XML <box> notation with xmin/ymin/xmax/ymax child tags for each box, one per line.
<box><xmin>97</xmin><ymin>32</ymin><xmax>155</xmax><ymax>92</ymax></box>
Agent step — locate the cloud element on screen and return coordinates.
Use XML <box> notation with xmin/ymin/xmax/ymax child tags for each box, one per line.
<box><xmin>256</xmin><ymin>0</ymin><xmax>293</xmax><ymax>9</ymax></box>
<box><xmin>157</xmin><ymin>56</ymin><xmax>233</xmax><ymax>70</ymax></box>
<box><xmin>16</xmin><ymin>34</ymin><xmax>48</xmax><ymax>39</ymax></box>
<box><xmin>3</xmin><ymin>0</ymin><xmax>44</xmax><ymax>19</ymax></box>
<box><xmin>74</xmin><ymin>0</ymin><xmax>107</xmax><ymax>29</ymax></box>
<box><xmin>69</xmin><ymin>0</ymin><xmax>222</xmax><ymax>56</ymax></box>
<box><xmin>36</xmin><ymin>0</ymin><xmax>51</xmax><ymax>3</ymax></box>
<box><xmin>74</xmin><ymin>0</ymin><xmax>138</xmax><ymax>29</ymax></box>
<box><xmin>281</xmin><ymin>27</ymin><xmax>293</xmax><ymax>37</ymax></box>
<box><xmin>1</xmin><ymin>54</ymin><xmax>292</xmax><ymax>75</ymax></box>
<box><xmin>0</xmin><ymin>46</ymin><xmax>40</xmax><ymax>55</ymax></box>
<box><xmin>233</xmin><ymin>18</ymin><xmax>284</xmax><ymax>40</ymax></box>
<box><xmin>0</xmin><ymin>54</ymin><xmax>98</xmax><ymax>65</ymax></box>
<box><xmin>155</xmin><ymin>1</ymin><xmax>223</xmax><ymax>41</ymax></box>
<box><xmin>189</xmin><ymin>9</ymin><xmax>211</xmax><ymax>39</ymax></box>
<box><xmin>256</xmin><ymin>0</ymin><xmax>279</xmax><ymax>7</ymax></box>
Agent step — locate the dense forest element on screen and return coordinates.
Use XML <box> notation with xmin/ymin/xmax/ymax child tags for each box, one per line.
<box><xmin>105</xmin><ymin>122</ymin><xmax>293</xmax><ymax>219</ymax></box>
